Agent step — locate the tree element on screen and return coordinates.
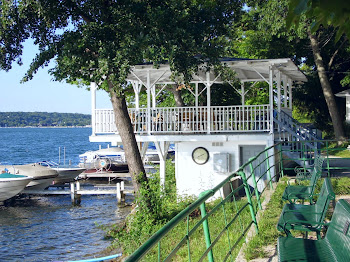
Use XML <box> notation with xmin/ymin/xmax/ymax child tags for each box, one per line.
<box><xmin>0</xmin><ymin>0</ymin><xmax>240</xmax><ymax>212</ymax></box>
<box><xmin>287</xmin><ymin>0</ymin><xmax>350</xmax><ymax>41</ymax></box>
<box><xmin>238</xmin><ymin>0</ymin><xmax>349</xmax><ymax>140</ymax></box>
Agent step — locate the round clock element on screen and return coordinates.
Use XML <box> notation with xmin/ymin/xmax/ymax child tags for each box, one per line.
<box><xmin>192</xmin><ymin>147</ymin><xmax>209</xmax><ymax>165</ymax></box>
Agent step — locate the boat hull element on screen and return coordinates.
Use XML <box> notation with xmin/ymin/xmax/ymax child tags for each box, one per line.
<box><xmin>0</xmin><ymin>174</ymin><xmax>32</xmax><ymax>202</ymax></box>
<box><xmin>0</xmin><ymin>164</ymin><xmax>58</xmax><ymax>190</ymax></box>
<box><xmin>53</xmin><ymin>167</ymin><xmax>86</xmax><ymax>184</ymax></box>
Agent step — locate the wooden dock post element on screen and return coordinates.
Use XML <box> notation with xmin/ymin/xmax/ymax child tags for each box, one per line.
<box><xmin>70</xmin><ymin>181</ymin><xmax>81</xmax><ymax>205</ymax></box>
<box><xmin>116</xmin><ymin>181</ymin><xmax>126</xmax><ymax>207</ymax></box>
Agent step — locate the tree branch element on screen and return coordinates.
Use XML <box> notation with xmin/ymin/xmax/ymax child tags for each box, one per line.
<box><xmin>65</xmin><ymin>1</ymin><xmax>94</xmax><ymax>24</ymax></box>
<box><xmin>328</xmin><ymin>37</ymin><xmax>348</xmax><ymax>70</ymax></box>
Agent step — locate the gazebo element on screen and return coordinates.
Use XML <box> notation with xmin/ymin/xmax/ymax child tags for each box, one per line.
<box><xmin>89</xmin><ymin>58</ymin><xmax>307</xmax><ymax>197</ymax></box>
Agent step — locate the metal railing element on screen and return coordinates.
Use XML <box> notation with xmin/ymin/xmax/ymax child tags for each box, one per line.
<box><xmin>125</xmin><ymin>143</ymin><xmax>281</xmax><ymax>261</ymax></box>
<box><xmin>93</xmin><ymin>105</ymin><xmax>271</xmax><ymax>135</ymax></box>
<box><xmin>74</xmin><ymin>139</ymin><xmax>350</xmax><ymax>261</ymax></box>
<box><xmin>274</xmin><ymin>110</ymin><xmax>321</xmax><ymax>148</ymax></box>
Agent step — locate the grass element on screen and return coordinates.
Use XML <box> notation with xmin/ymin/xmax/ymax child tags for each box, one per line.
<box><xmin>321</xmin><ymin>141</ymin><xmax>350</xmax><ymax>157</ymax></box>
<box><xmin>104</xmin><ymin>157</ymin><xmax>350</xmax><ymax>261</ymax></box>
<box><xmin>109</xmin><ymin>194</ymin><xmax>255</xmax><ymax>261</ymax></box>
<box><xmin>328</xmin><ymin>149</ymin><xmax>350</xmax><ymax>158</ymax></box>
<box><xmin>244</xmin><ymin>178</ymin><xmax>287</xmax><ymax>260</ymax></box>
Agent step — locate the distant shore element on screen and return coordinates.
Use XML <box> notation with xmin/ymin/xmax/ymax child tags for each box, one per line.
<box><xmin>0</xmin><ymin>125</ymin><xmax>91</xmax><ymax>128</ymax></box>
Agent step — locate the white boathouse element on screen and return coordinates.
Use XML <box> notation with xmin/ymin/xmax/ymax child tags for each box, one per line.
<box><xmin>89</xmin><ymin>58</ymin><xmax>308</xmax><ymax>197</ymax></box>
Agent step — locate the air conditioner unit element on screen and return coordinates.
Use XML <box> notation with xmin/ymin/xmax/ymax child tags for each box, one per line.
<box><xmin>213</xmin><ymin>153</ymin><xmax>230</xmax><ymax>173</ymax></box>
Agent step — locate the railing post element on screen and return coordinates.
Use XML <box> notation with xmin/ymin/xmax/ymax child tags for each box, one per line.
<box><xmin>238</xmin><ymin>171</ymin><xmax>258</xmax><ymax>233</ymax></box>
<box><xmin>265</xmin><ymin>149</ymin><xmax>273</xmax><ymax>190</ymax></box>
<box><xmin>279</xmin><ymin>143</ymin><xmax>284</xmax><ymax>177</ymax></box>
<box><xmin>325</xmin><ymin>140</ymin><xmax>330</xmax><ymax>177</ymax></box>
<box><xmin>199</xmin><ymin>191</ymin><xmax>214</xmax><ymax>262</ymax></box>
<box><xmin>248</xmin><ymin>158</ymin><xmax>263</xmax><ymax>210</ymax></box>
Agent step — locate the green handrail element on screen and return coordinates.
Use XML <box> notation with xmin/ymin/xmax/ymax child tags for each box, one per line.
<box><xmin>122</xmin><ymin>139</ymin><xmax>349</xmax><ymax>262</ymax></box>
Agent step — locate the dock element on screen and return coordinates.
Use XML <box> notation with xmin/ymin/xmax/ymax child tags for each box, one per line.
<box><xmin>79</xmin><ymin>171</ymin><xmax>131</xmax><ymax>180</ymax></box>
<box><xmin>23</xmin><ymin>181</ymin><xmax>134</xmax><ymax>206</ymax></box>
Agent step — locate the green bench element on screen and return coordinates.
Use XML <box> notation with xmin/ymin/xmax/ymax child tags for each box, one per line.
<box><xmin>282</xmin><ymin>155</ymin><xmax>325</xmax><ymax>203</ymax></box>
<box><xmin>277</xmin><ymin>178</ymin><xmax>335</xmax><ymax>238</ymax></box>
<box><xmin>277</xmin><ymin>199</ymin><xmax>350</xmax><ymax>262</ymax></box>
<box><xmin>294</xmin><ymin>154</ymin><xmax>325</xmax><ymax>181</ymax></box>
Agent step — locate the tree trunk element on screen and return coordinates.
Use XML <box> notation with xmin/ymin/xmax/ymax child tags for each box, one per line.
<box><xmin>168</xmin><ymin>84</ymin><xmax>185</xmax><ymax>107</ymax></box>
<box><xmin>308</xmin><ymin>30</ymin><xmax>346</xmax><ymax>141</ymax></box>
<box><xmin>108</xmin><ymin>82</ymin><xmax>154</xmax><ymax>212</ymax></box>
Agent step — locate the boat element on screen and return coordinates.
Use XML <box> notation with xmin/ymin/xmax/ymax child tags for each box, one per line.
<box><xmin>0</xmin><ymin>164</ymin><xmax>59</xmax><ymax>190</ymax></box>
<box><xmin>37</xmin><ymin>160</ymin><xmax>86</xmax><ymax>184</ymax></box>
<box><xmin>0</xmin><ymin>171</ymin><xmax>32</xmax><ymax>202</ymax></box>
<box><xmin>79</xmin><ymin>147</ymin><xmax>129</xmax><ymax>173</ymax></box>
<box><xmin>78</xmin><ymin>144</ymin><xmax>175</xmax><ymax>173</ymax></box>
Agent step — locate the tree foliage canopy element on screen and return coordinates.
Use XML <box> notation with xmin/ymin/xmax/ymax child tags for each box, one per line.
<box><xmin>0</xmin><ymin>0</ymin><xmax>241</xmax><ymax>90</ymax></box>
<box><xmin>287</xmin><ymin>0</ymin><xmax>350</xmax><ymax>41</ymax></box>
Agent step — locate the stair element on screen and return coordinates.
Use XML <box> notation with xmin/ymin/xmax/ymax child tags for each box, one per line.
<box><xmin>273</xmin><ymin>110</ymin><xmax>322</xmax><ymax>167</ymax></box>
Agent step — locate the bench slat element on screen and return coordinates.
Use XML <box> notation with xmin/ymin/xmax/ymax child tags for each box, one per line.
<box><xmin>278</xmin><ymin>199</ymin><xmax>350</xmax><ymax>262</ymax></box>
<box><xmin>282</xmin><ymin>155</ymin><xmax>325</xmax><ymax>203</ymax></box>
<box><xmin>277</xmin><ymin>178</ymin><xmax>335</xmax><ymax>236</ymax></box>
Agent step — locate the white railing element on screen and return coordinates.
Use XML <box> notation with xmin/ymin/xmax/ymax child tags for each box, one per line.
<box><xmin>93</xmin><ymin>105</ymin><xmax>271</xmax><ymax>135</ymax></box>
<box><xmin>273</xmin><ymin>109</ymin><xmax>322</xmax><ymax>154</ymax></box>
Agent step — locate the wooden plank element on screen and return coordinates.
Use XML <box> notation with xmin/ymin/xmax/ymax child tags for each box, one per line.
<box><xmin>23</xmin><ymin>189</ymin><xmax>133</xmax><ymax>195</ymax></box>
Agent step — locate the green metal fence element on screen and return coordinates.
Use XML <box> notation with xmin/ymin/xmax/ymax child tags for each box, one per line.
<box><xmin>81</xmin><ymin>139</ymin><xmax>349</xmax><ymax>262</ymax></box>
<box><xmin>125</xmin><ymin>143</ymin><xmax>283</xmax><ymax>262</ymax></box>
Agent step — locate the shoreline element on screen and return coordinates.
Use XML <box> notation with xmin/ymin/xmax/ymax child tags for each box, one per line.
<box><xmin>0</xmin><ymin>126</ymin><xmax>91</xmax><ymax>128</ymax></box>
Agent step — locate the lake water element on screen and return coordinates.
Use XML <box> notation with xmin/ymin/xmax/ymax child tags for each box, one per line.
<box><xmin>0</xmin><ymin>127</ymin><xmax>131</xmax><ymax>262</ymax></box>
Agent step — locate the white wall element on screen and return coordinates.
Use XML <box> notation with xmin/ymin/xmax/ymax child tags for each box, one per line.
<box><xmin>175</xmin><ymin>134</ymin><xmax>272</xmax><ymax>197</ymax></box>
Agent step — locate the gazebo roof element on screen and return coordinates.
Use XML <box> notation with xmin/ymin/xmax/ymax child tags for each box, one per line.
<box><xmin>335</xmin><ymin>89</ymin><xmax>350</xmax><ymax>97</ymax></box>
<box><xmin>127</xmin><ymin>58</ymin><xmax>307</xmax><ymax>86</ymax></box>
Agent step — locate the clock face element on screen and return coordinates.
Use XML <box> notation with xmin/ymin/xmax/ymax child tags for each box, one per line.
<box><xmin>192</xmin><ymin>147</ymin><xmax>209</xmax><ymax>165</ymax></box>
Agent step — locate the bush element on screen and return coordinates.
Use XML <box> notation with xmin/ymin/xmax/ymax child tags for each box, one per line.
<box><xmin>106</xmin><ymin>160</ymin><xmax>195</xmax><ymax>256</ymax></box>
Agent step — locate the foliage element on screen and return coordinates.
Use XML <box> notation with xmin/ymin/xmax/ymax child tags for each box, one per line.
<box><xmin>0</xmin><ymin>0</ymin><xmax>244</xmax><ymax>208</ymax></box>
<box><xmin>240</xmin><ymin>0</ymin><xmax>350</xmax><ymax>138</ymax></box>
<box><xmin>107</xmin><ymin>160</ymin><xmax>195</xmax><ymax>255</ymax></box>
<box><xmin>0</xmin><ymin>0</ymin><xmax>241</xmax><ymax>88</ymax></box>
<box><xmin>313</xmin><ymin>177</ymin><xmax>350</xmax><ymax>196</ymax></box>
<box><xmin>287</xmin><ymin>0</ymin><xmax>350</xmax><ymax>42</ymax></box>
<box><xmin>125</xmin><ymin>86</ymin><xmax>196</xmax><ymax>108</ymax></box>
<box><xmin>331</xmin><ymin>177</ymin><xmax>350</xmax><ymax>195</ymax></box>
<box><xmin>0</xmin><ymin>112</ymin><xmax>90</xmax><ymax>127</ymax></box>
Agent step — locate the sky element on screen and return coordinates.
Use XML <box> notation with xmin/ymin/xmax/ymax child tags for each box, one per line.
<box><xmin>0</xmin><ymin>40</ymin><xmax>111</xmax><ymax>114</ymax></box>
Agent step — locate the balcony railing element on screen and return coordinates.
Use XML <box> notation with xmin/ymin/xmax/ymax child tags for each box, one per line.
<box><xmin>93</xmin><ymin>105</ymin><xmax>271</xmax><ymax>135</ymax></box>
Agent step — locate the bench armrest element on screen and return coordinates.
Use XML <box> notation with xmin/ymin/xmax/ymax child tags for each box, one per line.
<box><xmin>282</xmin><ymin>210</ymin><xmax>322</xmax><ymax>216</ymax></box>
<box><xmin>282</xmin><ymin>220</ymin><xmax>328</xmax><ymax>235</ymax></box>
<box><xmin>286</xmin><ymin>188</ymin><xmax>313</xmax><ymax>199</ymax></box>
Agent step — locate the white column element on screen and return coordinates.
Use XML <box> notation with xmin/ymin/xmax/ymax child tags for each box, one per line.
<box><xmin>277</xmin><ymin>71</ymin><xmax>281</xmax><ymax>113</ymax></box>
<box><xmin>195</xmin><ymin>83</ymin><xmax>199</xmax><ymax>108</ymax></box>
<box><xmin>132</xmin><ymin>81</ymin><xmax>142</xmax><ymax>111</ymax></box>
<box><xmin>151</xmin><ymin>85</ymin><xmax>156</xmax><ymax>109</ymax></box>
<box><xmin>346</xmin><ymin>97</ymin><xmax>350</xmax><ymax>123</ymax></box>
<box><xmin>269</xmin><ymin>66</ymin><xmax>274</xmax><ymax>133</ymax></box>
<box><xmin>282</xmin><ymin>76</ymin><xmax>288</xmax><ymax>108</ymax></box>
<box><xmin>206</xmin><ymin>71</ymin><xmax>211</xmax><ymax>134</ymax></box>
<box><xmin>154</xmin><ymin>141</ymin><xmax>170</xmax><ymax>188</ymax></box>
<box><xmin>241</xmin><ymin>82</ymin><xmax>245</xmax><ymax>105</ymax></box>
<box><xmin>267</xmin><ymin>135</ymin><xmax>275</xmax><ymax>180</ymax></box>
<box><xmin>147</xmin><ymin>71</ymin><xmax>151</xmax><ymax>135</ymax></box>
<box><xmin>90</xmin><ymin>82</ymin><xmax>97</xmax><ymax>136</ymax></box>
<box><xmin>288</xmin><ymin>78</ymin><xmax>293</xmax><ymax>109</ymax></box>
<box><xmin>140</xmin><ymin>142</ymin><xmax>149</xmax><ymax>162</ymax></box>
